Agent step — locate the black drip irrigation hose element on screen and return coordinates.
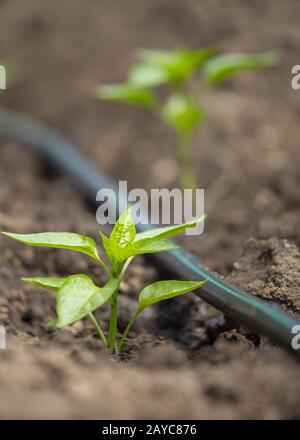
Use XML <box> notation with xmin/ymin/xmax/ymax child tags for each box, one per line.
<box><xmin>0</xmin><ymin>107</ymin><xmax>299</xmax><ymax>358</ymax></box>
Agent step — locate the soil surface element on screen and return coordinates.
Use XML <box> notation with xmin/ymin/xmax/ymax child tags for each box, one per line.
<box><xmin>0</xmin><ymin>0</ymin><xmax>300</xmax><ymax>419</ymax></box>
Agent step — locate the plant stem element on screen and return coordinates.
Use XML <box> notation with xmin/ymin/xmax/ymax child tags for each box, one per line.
<box><xmin>108</xmin><ymin>290</ymin><xmax>118</xmax><ymax>349</ymax></box>
<box><xmin>96</xmin><ymin>257</ymin><xmax>112</xmax><ymax>278</ymax></box>
<box><xmin>119</xmin><ymin>256</ymin><xmax>134</xmax><ymax>282</ymax></box>
<box><xmin>118</xmin><ymin>310</ymin><xmax>139</xmax><ymax>350</ymax></box>
<box><xmin>88</xmin><ymin>312</ymin><xmax>107</xmax><ymax>346</ymax></box>
<box><xmin>107</xmin><ymin>257</ymin><xmax>134</xmax><ymax>350</ymax></box>
<box><xmin>176</xmin><ymin>132</ymin><xmax>197</xmax><ymax>192</ymax></box>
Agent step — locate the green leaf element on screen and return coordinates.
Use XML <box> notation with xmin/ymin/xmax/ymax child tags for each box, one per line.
<box><xmin>161</xmin><ymin>93</ymin><xmax>203</xmax><ymax>134</ymax></box>
<box><xmin>101</xmin><ymin>233</ymin><xmax>176</xmax><ymax>271</ymax></box>
<box><xmin>100</xmin><ymin>207</ymin><xmax>137</xmax><ymax>272</ymax></box>
<box><xmin>100</xmin><ymin>232</ymin><xmax>114</xmax><ymax>263</ymax></box>
<box><xmin>100</xmin><ymin>232</ymin><xmax>122</xmax><ymax>275</ymax></box>
<box><xmin>118</xmin><ymin>278</ymin><xmax>207</xmax><ymax>349</ymax></box>
<box><xmin>138</xmin><ymin>280</ymin><xmax>206</xmax><ymax>312</ymax></box>
<box><xmin>128</xmin><ymin>63</ymin><xmax>168</xmax><ymax>88</ymax></box>
<box><xmin>137</xmin><ymin>47</ymin><xmax>216</xmax><ymax>86</ymax></box>
<box><xmin>96</xmin><ymin>84</ymin><xmax>157</xmax><ymax>108</ymax></box>
<box><xmin>203</xmin><ymin>51</ymin><xmax>279</xmax><ymax>86</ymax></box>
<box><xmin>22</xmin><ymin>277</ymin><xmax>67</xmax><ymax>292</ymax></box>
<box><xmin>126</xmin><ymin>238</ymin><xmax>178</xmax><ymax>257</ymax></box>
<box><xmin>1</xmin><ymin>231</ymin><xmax>102</xmax><ymax>263</ymax></box>
<box><xmin>56</xmin><ymin>275</ymin><xmax>118</xmax><ymax>328</ymax></box>
<box><xmin>109</xmin><ymin>207</ymin><xmax>136</xmax><ymax>250</ymax></box>
<box><xmin>138</xmin><ymin>48</ymin><xmax>178</xmax><ymax>66</ymax></box>
<box><xmin>135</xmin><ymin>215</ymin><xmax>206</xmax><ymax>241</ymax></box>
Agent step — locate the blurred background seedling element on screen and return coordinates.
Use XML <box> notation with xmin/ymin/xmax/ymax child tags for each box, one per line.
<box><xmin>96</xmin><ymin>47</ymin><xmax>278</xmax><ymax>200</ymax></box>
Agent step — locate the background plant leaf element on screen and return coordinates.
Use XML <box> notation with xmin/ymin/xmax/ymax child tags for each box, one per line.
<box><xmin>1</xmin><ymin>231</ymin><xmax>102</xmax><ymax>263</ymax></box>
<box><xmin>161</xmin><ymin>93</ymin><xmax>204</xmax><ymax>134</ymax></box>
<box><xmin>137</xmin><ymin>47</ymin><xmax>216</xmax><ymax>86</ymax></box>
<box><xmin>96</xmin><ymin>83</ymin><xmax>157</xmax><ymax>108</ymax></box>
<box><xmin>203</xmin><ymin>51</ymin><xmax>279</xmax><ymax>85</ymax></box>
<box><xmin>128</xmin><ymin>63</ymin><xmax>168</xmax><ymax>88</ymax></box>
<box><xmin>56</xmin><ymin>275</ymin><xmax>117</xmax><ymax>328</ymax></box>
<box><xmin>138</xmin><ymin>280</ymin><xmax>206</xmax><ymax>312</ymax></box>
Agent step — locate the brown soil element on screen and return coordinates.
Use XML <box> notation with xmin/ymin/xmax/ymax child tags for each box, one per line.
<box><xmin>0</xmin><ymin>0</ymin><xmax>300</xmax><ymax>419</ymax></box>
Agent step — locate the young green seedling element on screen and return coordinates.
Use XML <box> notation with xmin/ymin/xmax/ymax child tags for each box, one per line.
<box><xmin>96</xmin><ymin>47</ymin><xmax>278</xmax><ymax>193</ymax></box>
<box><xmin>2</xmin><ymin>207</ymin><xmax>206</xmax><ymax>351</ymax></box>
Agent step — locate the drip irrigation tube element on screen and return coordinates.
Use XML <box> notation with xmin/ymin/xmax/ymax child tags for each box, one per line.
<box><xmin>0</xmin><ymin>107</ymin><xmax>299</xmax><ymax>357</ymax></box>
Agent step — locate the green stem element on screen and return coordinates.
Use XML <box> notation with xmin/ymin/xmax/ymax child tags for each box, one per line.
<box><xmin>107</xmin><ymin>257</ymin><xmax>134</xmax><ymax>350</ymax></box>
<box><xmin>108</xmin><ymin>290</ymin><xmax>118</xmax><ymax>349</ymax></box>
<box><xmin>88</xmin><ymin>312</ymin><xmax>107</xmax><ymax>346</ymax></box>
<box><xmin>176</xmin><ymin>132</ymin><xmax>197</xmax><ymax>192</ymax></box>
<box><xmin>119</xmin><ymin>256</ymin><xmax>134</xmax><ymax>282</ymax></box>
<box><xmin>118</xmin><ymin>310</ymin><xmax>139</xmax><ymax>350</ymax></box>
<box><xmin>96</xmin><ymin>257</ymin><xmax>112</xmax><ymax>278</ymax></box>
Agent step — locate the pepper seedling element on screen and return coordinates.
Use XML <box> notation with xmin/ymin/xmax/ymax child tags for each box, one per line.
<box><xmin>96</xmin><ymin>47</ymin><xmax>278</xmax><ymax>192</ymax></box>
<box><xmin>1</xmin><ymin>207</ymin><xmax>206</xmax><ymax>351</ymax></box>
